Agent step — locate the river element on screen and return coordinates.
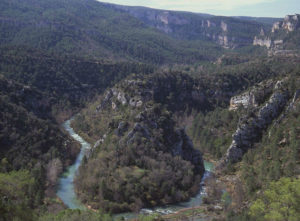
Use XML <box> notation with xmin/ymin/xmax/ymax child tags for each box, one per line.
<box><xmin>57</xmin><ymin>119</ymin><xmax>214</xmax><ymax>218</ymax></box>
<box><xmin>56</xmin><ymin>119</ymin><xmax>89</xmax><ymax>210</ymax></box>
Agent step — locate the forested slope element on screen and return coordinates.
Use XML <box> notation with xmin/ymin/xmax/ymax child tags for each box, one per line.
<box><xmin>0</xmin><ymin>0</ymin><xmax>223</xmax><ymax>64</ymax></box>
<box><xmin>0</xmin><ymin>46</ymin><xmax>154</xmax><ymax>121</ymax></box>
<box><xmin>0</xmin><ymin>0</ymin><xmax>299</xmax><ymax>220</ymax></box>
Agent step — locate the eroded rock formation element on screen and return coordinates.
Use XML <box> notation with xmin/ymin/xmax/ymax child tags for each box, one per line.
<box><xmin>225</xmin><ymin>91</ymin><xmax>288</xmax><ymax>164</ymax></box>
<box><xmin>272</xmin><ymin>14</ymin><xmax>300</xmax><ymax>33</ymax></box>
<box><xmin>220</xmin><ymin>81</ymin><xmax>289</xmax><ymax>166</ymax></box>
<box><xmin>229</xmin><ymin>80</ymin><xmax>274</xmax><ymax>110</ymax></box>
<box><xmin>95</xmin><ymin>74</ymin><xmax>207</xmax><ymax>174</ymax></box>
<box><xmin>253</xmin><ymin>14</ymin><xmax>300</xmax><ymax>55</ymax></box>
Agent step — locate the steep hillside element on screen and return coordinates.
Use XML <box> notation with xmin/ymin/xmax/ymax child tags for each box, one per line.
<box><xmin>0</xmin><ymin>46</ymin><xmax>154</xmax><ymax>121</ymax></box>
<box><xmin>0</xmin><ymin>75</ymin><xmax>79</xmax><ymax>170</ymax></box>
<box><xmin>72</xmin><ymin>73</ymin><xmax>207</xmax><ymax>212</ymax></box>
<box><xmin>71</xmin><ymin>56</ymin><xmax>292</xmax><ymax>214</ymax></box>
<box><xmin>230</xmin><ymin>72</ymin><xmax>300</xmax><ymax>220</ymax></box>
<box><xmin>109</xmin><ymin>4</ymin><xmax>271</xmax><ymax>48</ymax></box>
<box><xmin>184</xmin><ymin>61</ymin><xmax>300</xmax><ymax>220</ymax></box>
<box><xmin>0</xmin><ymin>0</ymin><xmax>299</xmax><ymax>220</ymax></box>
<box><xmin>0</xmin><ymin>75</ymin><xmax>82</xmax><ymax>220</ymax></box>
<box><xmin>253</xmin><ymin>14</ymin><xmax>300</xmax><ymax>55</ymax></box>
<box><xmin>0</xmin><ymin>0</ymin><xmax>223</xmax><ymax>64</ymax></box>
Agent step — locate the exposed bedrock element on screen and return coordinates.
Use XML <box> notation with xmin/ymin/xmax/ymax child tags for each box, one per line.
<box><xmin>220</xmin><ymin>89</ymin><xmax>289</xmax><ymax>167</ymax></box>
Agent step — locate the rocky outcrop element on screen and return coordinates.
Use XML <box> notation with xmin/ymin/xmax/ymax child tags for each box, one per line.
<box><xmin>229</xmin><ymin>92</ymin><xmax>257</xmax><ymax>110</ymax></box>
<box><xmin>95</xmin><ymin>73</ymin><xmax>206</xmax><ymax>174</ymax></box>
<box><xmin>126</xmin><ymin>122</ymin><xmax>150</xmax><ymax>143</ymax></box>
<box><xmin>229</xmin><ymin>80</ymin><xmax>274</xmax><ymax>110</ymax></box>
<box><xmin>115</xmin><ymin>121</ymin><xmax>129</xmax><ymax>137</ymax></box>
<box><xmin>75</xmin><ymin>74</ymin><xmax>210</xmax><ymax>212</ymax></box>
<box><xmin>253</xmin><ymin>36</ymin><xmax>272</xmax><ymax>48</ymax></box>
<box><xmin>220</xmin><ymin>81</ymin><xmax>290</xmax><ymax>166</ymax></box>
<box><xmin>223</xmin><ymin>91</ymin><xmax>288</xmax><ymax>165</ymax></box>
<box><xmin>274</xmin><ymin>89</ymin><xmax>300</xmax><ymax>125</ymax></box>
<box><xmin>221</xmin><ymin>21</ymin><xmax>228</xmax><ymax>32</ymax></box>
<box><xmin>97</xmin><ymin>74</ymin><xmax>209</xmax><ymax>113</ymax></box>
<box><xmin>253</xmin><ymin>37</ymin><xmax>284</xmax><ymax>50</ymax></box>
<box><xmin>254</xmin><ymin>14</ymin><xmax>300</xmax><ymax>54</ymax></box>
<box><xmin>293</xmin><ymin>89</ymin><xmax>300</xmax><ymax>103</ymax></box>
<box><xmin>268</xmin><ymin>49</ymin><xmax>298</xmax><ymax>57</ymax></box>
<box><xmin>217</xmin><ymin>35</ymin><xmax>229</xmax><ymax>48</ymax></box>
<box><xmin>109</xmin><ymin>4</ymin><xmax>262</xmax><ymax>48</ymax></box>
<box><xmin>272</xmin><ymin>14</ymin><xmax>300</xmax><ymax>33</ymax></box>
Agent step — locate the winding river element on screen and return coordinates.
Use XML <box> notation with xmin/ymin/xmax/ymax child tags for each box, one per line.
<box><xmin>56</xmin><ymin>119</ymin><xmax>89</xmax><ymax>210</ymax></box>
<box><xmin>57</xmin><ymin>119</ymin><xmax>214</xmax><ymax>218</ymax></box>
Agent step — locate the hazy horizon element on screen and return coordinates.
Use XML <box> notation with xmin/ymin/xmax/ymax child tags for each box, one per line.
<box><xmin>99</xmin><ymin>0</ymin><xmax>300</xmax><ymax>18</ymax></box>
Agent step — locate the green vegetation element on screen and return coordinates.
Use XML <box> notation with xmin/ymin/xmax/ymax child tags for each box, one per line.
<box><xmin>0</xmin><ymin>46</ymin><xmax>154</xmax><ymax>121</ymax></box>
<box><xmin>0</xmin><ymin>75</ymin><xmax>79</xmax><ymax>172</ymax></box>
<box><xmin>0</xmin><ymin>75</ymin><xmax>82</xmax><ymax>219</ymax></box>
<box><xmin>241</xmin><ymin>100</ymin><xmax>300</xmax><ymax>196</ymax></box>
<box><xmin>238</xmin><ymin>71</ymin><xmax>300</xmax><ymax>196</ymax></box>
<box><xmin>0</xmin><ymin>170</ymin><xmax>37</xmax><ymax>221</ymax></box>
<box><xmin>223</xmin><ymin>71</ymin><xmax>300</xmax><ymax>220</ymax></box>
<box><xmin>73</xmin><ymin>74</ymin><xmax>206</xmax><ymax>212</ymax></box>
<box><xmin>39</xmin><ymin>209</ymin><xmax>113</xmax><ymax>221</ymax></box>
<box><xmin>72</xmin><ymin>59</ymin><xmax>300</xmax><ymax>215</ymax></box>
<box><xmin>0</xmin><ymin>0</ymin><xmax>299</xmax><ymax>220</ymax></box>
<box><xmin>188</xmin><ymin>108</ymin><xmax>239</xmax><ymax>158</ymax></box>
<box><xmin>249</xmin><ymin>178</ymin><xmax>300</xmax><ymax>221</ymax></box>
<box><xmin>116</xmin><ymin>5</ymin><xmax>272</xmax><ymax>48</ymax></box>
<box><xmin>0</xmin><ymin>0</ymin><xmax>223</xmax><ymax>64</ymax></box>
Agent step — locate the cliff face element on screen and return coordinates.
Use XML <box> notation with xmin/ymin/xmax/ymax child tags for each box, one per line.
<box><xmin>229</xmin><ymin>80</ymin><xmax>274</xmax><ymax>110</ymax></box>
<box><xmin>229</xmin><ymin>92</ymin><xmax>257</xmax><ymax>110</ymax></box>
<box><xmin>221</xmin><ymin>81</ymin><xmax>289</xmax><ymax>166</ymax></box>
<box><xmin>272</xmin><ymin>14</ymin><xmax>300</xmax><ymax>33</ymax></box>
<box><xmin>253</xmin><ymin>36</ymin><xmax>272</xmax><ymax>48</ymax></box>
<box><xmin>253</xmin><ymin>14</ymin><xmax>300</xmax><ymax>54</ymax></box>
<box><xmin>110</xmin><ymin>4</ymin><xmax>265</xmax><ymax>48</ymax></box>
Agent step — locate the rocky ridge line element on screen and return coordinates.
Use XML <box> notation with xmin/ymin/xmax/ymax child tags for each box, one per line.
<box><xmin>94</xmin><ymin>74</ymin><xmax>206</xmax><ymax>174</ymax></box>
<box><xmin>253</xmin><ymin>14</ymin><xmax>300</xmax><ymax>56</ymax></box>
<box><xmin>219</xmin><ymin>81</ymin><xmax>290</xmax><ymax>167</ymax></box>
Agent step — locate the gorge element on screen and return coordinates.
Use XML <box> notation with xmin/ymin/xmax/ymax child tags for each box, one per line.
<box><xmin>57</xmin><ymin>118</ymin><xmax>214</xmax><ymax>218</ymax></box>
<box><xmin>0</xmin><ymin>0</ymin><xmax>299</xmax><ymax>220</ymax></box>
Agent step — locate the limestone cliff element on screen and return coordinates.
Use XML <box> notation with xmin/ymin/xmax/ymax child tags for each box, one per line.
<box><xmin>253</xmin><ymin>36</ymin><xmax>272</xmax><ymax>48</ymax></box>
<box><xmin>109</xmin><ymin>4</ymin><xmax>265</xmax><ymax>48</ymax></box>
<box><xmin>220</xmin><ymin>80</ymin><xmax>289</xmax><ymax>166</ymax></box>
<box><xmin>272</xmin><ymin>14</ymin><xmax>300</xmax><ymax>33</ymax></box>
<box><xmin>229</xmin><ymin>80</ymin><xmax>274</xmax><ymax>110</ymax></box>
<box><xmin>253</xmin><ymin>14</ymin><xmax>300</xmax><ymax>55</ymax></box>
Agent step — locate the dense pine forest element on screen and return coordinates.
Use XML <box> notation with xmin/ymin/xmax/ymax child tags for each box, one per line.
<box><xmin>0</xmin><ymin>0</ymin><xmax>299</xmax><ymax>220</ymax></box>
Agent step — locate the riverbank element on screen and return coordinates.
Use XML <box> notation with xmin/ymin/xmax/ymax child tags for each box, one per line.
<box><xmin>56</xmin><ymin>119</ymin><xmax>90</xmax><ymax>210</ymax></box>
<box><xmin>57</xmin><ymin>119</ymin><xmax>221</xmax><ymax>220</ymax></box>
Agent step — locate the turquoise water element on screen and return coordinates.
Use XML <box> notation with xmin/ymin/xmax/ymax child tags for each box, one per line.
<box><xmin>56</xmin><ymin>119</ymin><xmax>90</xmax><ymax>210</ymax></box>
<box><xmin>57</xmin><ymin>119</ymin><xmax>215</xmax><ymax>218</ymax></box>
